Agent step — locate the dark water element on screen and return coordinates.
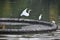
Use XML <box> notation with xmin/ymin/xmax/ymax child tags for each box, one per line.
<box><xmin>0</xmin><ymin>29</ymin><xmax>60</xmax><ymax>40</ymax></box>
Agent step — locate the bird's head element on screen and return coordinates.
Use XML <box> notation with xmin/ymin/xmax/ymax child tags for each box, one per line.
<box><xmin>28</xmin><ymin>9</ymin><xmax>31</xmax><ymax>13</ymax></box>
<box><xmin>39</xmin><ymin>14</ymin><xmax>42</xmax><ymax>17</ymax></box>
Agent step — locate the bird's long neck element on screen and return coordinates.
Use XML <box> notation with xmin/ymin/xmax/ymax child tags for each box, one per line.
<box><xmin>28</xmin><ymin>10</ymin><xmax>31</xmax><ymax>13</ymax></box>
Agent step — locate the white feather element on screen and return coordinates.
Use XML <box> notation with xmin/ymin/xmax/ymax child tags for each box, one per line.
<box><xmin>52</xmin><ymin>20</ymin><xmax>55</xmax><ymax>24</ymax></box>
<box><xmin>20</xmin><ymin>8</ymin><xmax>31</xmax><ymax>16</ymax></box>
<box><xmin>39</xmin><ymin>14</ymin><xmax>42</xmax><ymax>20</ymax></box>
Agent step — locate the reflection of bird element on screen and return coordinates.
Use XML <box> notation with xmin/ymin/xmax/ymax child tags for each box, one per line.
<box><xmin>20</xmin><ymin>8</ymin><xmax>31</xmax><ymax>16</ymax></box>
<box><xmin>52</xmin><ymin>20</ymin><xmax>55</xmax><ymax>24</ymax></box>
<box><xmin>39</xmin><ymin>14</ymin><xmax>42</xmax><ymax>20</ymax></box>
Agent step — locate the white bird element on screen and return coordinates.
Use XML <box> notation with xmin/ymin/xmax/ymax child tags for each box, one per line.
<box><xmin>39</xmin><ymin>14</ymin><xmax>42</xmax><ymax>20</ymax></box>
<box><xmin>51</xmin><ymin>20</ymin><xmax>55</xmax><ymax>24</ymax></box>
<box><xmin>20</xmin><ymin>8</ymin><xmax>31</xmax><ymax>16</ymax></box>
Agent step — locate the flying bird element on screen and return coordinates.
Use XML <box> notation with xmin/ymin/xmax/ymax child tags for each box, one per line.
<box><xmin>20</xmin><ymin>8</ymin><xmax>31</xmax><ymax>17</ymax></box>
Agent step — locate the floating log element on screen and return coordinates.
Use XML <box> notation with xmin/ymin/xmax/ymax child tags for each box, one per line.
<box><xmin>0</xmin><ymin>18</ymin><xmax>58</xmax><ymax>34</ymax></box>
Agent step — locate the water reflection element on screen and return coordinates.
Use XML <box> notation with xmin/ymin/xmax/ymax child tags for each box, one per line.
<box><xmin>0</xmin><ymin>38</ymin><xmax>60</xmax><ymax>40</ymax></box>
<box><xmin>0</xmin><ymin>31</ymin><xmax>60</xmax><ymax>40</ymax></box>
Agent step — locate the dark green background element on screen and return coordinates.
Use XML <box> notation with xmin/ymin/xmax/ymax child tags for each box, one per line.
<box><xmin>0</xmin><ymin>0</ymin><xmax>60</xmax><ymax>22</ymax></box>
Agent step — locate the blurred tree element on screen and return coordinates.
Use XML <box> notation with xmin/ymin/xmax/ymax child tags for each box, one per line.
<box><xmin>49</xmin><ymin>0</ymin><xmax>58</xmax><ymax>23</ymax></box>
<box><xmin>0</xmin><ymin>0</ymin><xmax>5</xmax><ymax>17</ymax></box>
<box><xmin>2</xmin><ymin>0</ymin><xmax>11</xmax><ymax>17</ymax></box>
